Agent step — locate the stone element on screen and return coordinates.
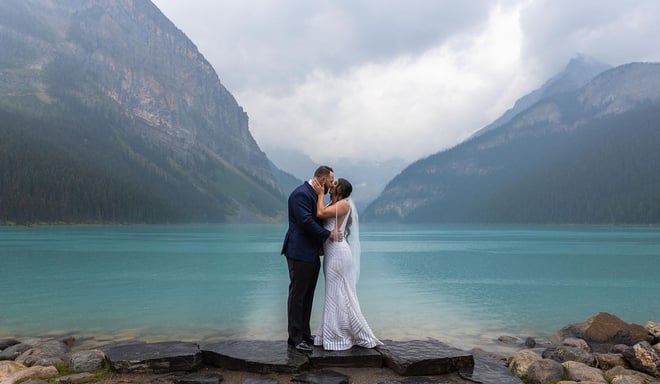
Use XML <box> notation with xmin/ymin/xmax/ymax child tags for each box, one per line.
<box><xmin>525</xmin><ymin>359</ymin><xmax>564</xmax><ymax>384</ymax></box>
<box><xmin>378</xmin><ymin>378</ymin><xmax>469</xmax><ymax>384</ymax></box>
<box><xmin>562</xmin><ymin>337</ymin><xmax>591</xmax><ymax>351</ymax></box>
<box><xmin>307</xmin><ymin>346</ymin><xmax>382</xmax><ymax>368</ymax></box>
<box><xmin>0</xmin><ymin>340</ymin><xmax>20</xmax><ymax>352</ymax></box>
<box><xmin>610</xmin><ymin>344</ymin><xmax>632</xmax><ymax>354</ymax></box>
<box><xmin>0</xmin><ymin>344</ymin><xmax>32</xmax><ymax>361</ymax></box>
<box><xmin>557</xmin><ymin>312</ymin><xmax>652</xmax><ymax>352</ymax></box>
<box><xmin>542</xmin><ymin>345</ymin><xmax>597</xmax><ymax>366</ymax></box>
<box><xmin>646</xmin><ymin>321</ymin><xmax>660</xmax><ymax>343</ymax></box>
<box><xmin>595</xmin><ymin>353</ymin><xmax>630</xmax><ymax>370</ymax></box>
<box><xmin>458</xmin><ymin>353</ymin><xmax>522</xmax><ymax>384</ymax></box>
<box><xmin>622</xmin><ymin>341</ymin><xmax>660</xmax><ymax>376</ymax></box>
<box><xmin>0</xmin><ymin>361</ymin><xmax>26</xmax><ymax>378</ymax></box>
<box><xmin>54</xmin><ymin>372</ymin><xmax>96</xmax><ymax>384</ymax></box>
<box><xmin>525</xmin><ymin>337</ymin><xmax>537</xmax><ymax>348</ymax></box>
<box><xmin>603</xmin><ymin>365</ymin><xmax>657</xmax><ymax>384</ymax></box>
<box><xmin>68</xmin><ymin>350</ymin><xmax>107</xmax><ymax>372</ymax></box>
<box><xmin>507</xmin><ymin>349</ymin><xmax>541</xmax><ymax>377</ymax></box>
<box><xmin>57</xmin><ymin>337</ymin><xmax>76</xmax><ymax>348</ymax></box>
<box><xmin>16</xmin><ymin>339</ymin><xmax>71</xmax><ymax>367</ymax></box>
<box><xmin>174</xmin><ymin>372</ymin><xmax>223</xmax><ymax>384</ymax></box>
<box><xmin>243</xmin><ymin>378</ymin><xmax>278</xmax><ymax>384</ymax></box>
<box><xmin>0</xmin><ymin>365</ymin><xmax>58</xmax><ymax>384</ymax></box>
<box><xmin>497</xmin><ymin>336</ymin><xmax>521</xmax><ymax>345</ymax></box>
<box><xmin>611</xmin><ymin>375</ymin><xmax>644</xmax><ymax>384</ymax></box>
<box><xmin>376</xmin><ymin>340</ymin><xmax>473</xmax><ymax>376</ymax></box>
<box><xmin>562</xmin><ymin>361</ymin><xmax>607</xmax><ymax>383</ymax></box>
<box><xmin>101</xmin><ymin>341</ymin><xmax>203</xmax><ymax>373</ymax></box>
<box><xmin>291</xmin><ymin>369</ymin><xmax>349</xmax><ymax>384</ymax></box>
<box><xmin>200</xmin><ymin>340</ymin><xmax>309</xmax><ymax>374</ymax></box>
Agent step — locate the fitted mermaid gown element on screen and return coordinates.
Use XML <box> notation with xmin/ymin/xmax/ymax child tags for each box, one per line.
<box><xmin>314</xmin><ymin>211</ymin><xmax>383</xmax><ymax>350</ymax></box>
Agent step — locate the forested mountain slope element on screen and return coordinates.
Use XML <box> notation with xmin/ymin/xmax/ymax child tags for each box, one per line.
<box><xmin>364</xmin><ymin>63</ymin><xmax>660</xmax><ymax>224</ymax></box>
<box><xmin>0</xmin><ymin>0</ymin><xmax>285</xmax><ymax>224</ymax></box>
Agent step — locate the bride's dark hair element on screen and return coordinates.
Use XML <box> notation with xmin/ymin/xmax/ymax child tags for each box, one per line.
<box><xmin>336</xmin><ymin>178</ymin><xmax>352</xmax><ymax>199</ymax></box>
<box><xmin>336</xmin><ymin>178</ymin><xmax>353</xmax><ymax>238</ymax></box>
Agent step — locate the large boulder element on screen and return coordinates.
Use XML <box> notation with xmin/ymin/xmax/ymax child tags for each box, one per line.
<box><xmin>15</xmin><ymin>340</ymin><xmax>70</xmax><ymax>367</ymax></box>
<box><xmin>67</xmin><ymin>350</ymin><xmax>107</xmax><ymax>372</ymax></box>
<box><xmin>604</xmin><ymin>365</ymin><xmax>658</xmax><ymax>384</ymax></box>
<box><xmin>0</xmin><ymin>361</ymin><xmax>26</xmax><ymax>378</ymax></box>
<box><xmin>542</xmin><ymin>345</ymin><xmax>597</xmax><ymax>366</ymax></box>
<box><xmin>507</xmin><ymin>349</ymin><xmax>542</xmax><ymax>377</ymax></box>
<box><xmin>646</xmin><ymin>321</ymin><xmax>660</xmax><ymax>344</ymax></box>
<box><xmin>0</xmin><ymin>344</ymin><xmax>32</xmax><ymax>361</ymax></box>
<box><xmin>557</xmin><ymin>313</ymin><xmax>653</xmax><ymax>353</ymax></box>
<box><xmin>562</xmin><ymin>361</ymin><xmax>607</xmax><ymax>383</ymax></box>
<box><xmin>526</xmin><ymin>359</ymin><xmax>564</xmax><ymax>384</ymax></box>
<box><xmin>0</xmin><ymin>365</ymin><xmax>58</xmax><ymax>384</ymax></box>
<box><xmin>0</xmin><ymin>340</ymin><xmax>20</xmax><ymax>352</ymax></box>
<box><xmin>622</xmin><ymin>341</ymin><xmax>660</xmax><ymax>376</ymax></box>
<box><xmin>595</xmin><ymin>353</ymin><xmax>630</xmax><ymax>370</ymax></box>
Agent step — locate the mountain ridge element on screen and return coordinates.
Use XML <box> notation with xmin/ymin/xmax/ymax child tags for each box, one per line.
<box><xmin>0</xmin><ymin>0</ymin><xmax>285</xmax><ymax>224</ymax></box>
<box><xmin>363</xmin><ymin>62</ymin><xmax>660</xmax><ymax>224</ymax></box>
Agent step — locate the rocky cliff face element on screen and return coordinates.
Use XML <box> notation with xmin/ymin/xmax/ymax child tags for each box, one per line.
<box><xmin>0</xmin><ymin>0</ymin><xmax>284</xmax><ymax>223</ymax></box>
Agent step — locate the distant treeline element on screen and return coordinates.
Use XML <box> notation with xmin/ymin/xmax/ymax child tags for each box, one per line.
<box><xmin>0</xmin><ymin>105</ymin><xmax>232</xmax><ymax>224</ymax></box>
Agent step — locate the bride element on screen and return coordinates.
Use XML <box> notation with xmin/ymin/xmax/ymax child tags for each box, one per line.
<box><xmin>311</xmin><ymin>177</ymin><xmax>383</xmax><ymax>350</ymax></box>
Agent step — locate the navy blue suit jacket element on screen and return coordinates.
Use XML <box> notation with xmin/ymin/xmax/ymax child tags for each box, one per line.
<box><xmin>281</xmin><ymin>181</ymin><xmax>330</xmax><ymax>262</ymax></box>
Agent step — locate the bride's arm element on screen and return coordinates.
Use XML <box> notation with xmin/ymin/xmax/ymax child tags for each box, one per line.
<box><xmin>312</xmin><ymin>181</ymin><xmax>348</xmax><ymax>219</ymax></box>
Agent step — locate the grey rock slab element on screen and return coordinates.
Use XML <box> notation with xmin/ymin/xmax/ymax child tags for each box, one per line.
<box><xmin>243</xmin><ymin>378</ymin><xmax>278</xmax><ymax>384</ymax></box>
<box><xmin>458</xmin><ymin>354</ymin><xmax>522</xmax><ymax>384</ymax></box>
<box><xmin>200</xmin><ymin>340</ymin><xmax>309</xmax><ymax>374</ymax></box>
<box><xmin>291</xmin><ymin>369</ymin><xmax>350</xmax><ymax>384</ymax></box>
<box><xmin>100</xmin><ymin>341</ymin><xmax>202</xmax><ymax>373</ymax></box>
<box><xmin>378</xmin><ymin>374</ymin><xmax>476</xmax><ymax>383</ymax></box>
<box><xmin>0</xmin><ymin>343</ymin><xmax>32</xmax><ymax>360</ymax></box>
<box><xmin>174</xmin><ymin>372</ymin><xmax>224</xmax><ymax>384</ymax></box>
<box><xmin>0</xmin><ymin>339</ymin><xmax>21</xmax><ymax>351</ymax></box>
<box><xmin>376</xmin><ymin>340</ymin><xmax>474</xmax><ymax>376</ymax></box>
<box><xmin>308</xmin><ymin>345</ymin><xmax>382</xmax><ymax>368</ymax></box>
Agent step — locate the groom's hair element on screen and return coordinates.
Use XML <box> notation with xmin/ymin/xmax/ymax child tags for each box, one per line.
<box><xmin>314</xmin><ymin>165</ymin><xmax>334</xmax><ymax>178</ymax></box>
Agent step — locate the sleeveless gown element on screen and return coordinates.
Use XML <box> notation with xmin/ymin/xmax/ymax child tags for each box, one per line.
<box><xmin>314</xmin><ymin>210</ymin><xmax>383</xmax><ymax>350</ymax></box>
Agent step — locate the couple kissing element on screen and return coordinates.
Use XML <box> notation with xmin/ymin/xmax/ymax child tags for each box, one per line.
<box><xmin>280</xmin><ymin>165</ymin><xmax>382</xmax><ymax>353</ymax></box>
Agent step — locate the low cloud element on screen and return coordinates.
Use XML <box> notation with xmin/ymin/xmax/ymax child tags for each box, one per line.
<box><xmin>152</xmin><ymin>0</ymin><xmax>660</xmax><ymax>164</ymax></box>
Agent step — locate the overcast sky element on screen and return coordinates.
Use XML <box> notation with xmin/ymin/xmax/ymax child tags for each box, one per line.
<box><xmin>150</xmin><ymin>0</ymin><xmax>660</xmax><ymax>164</ymax></box>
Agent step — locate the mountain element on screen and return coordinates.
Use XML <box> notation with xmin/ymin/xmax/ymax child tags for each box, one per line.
<box><xmin>469</xmin><ymin>54</ymin><xmax>612</xmax><ymax>139</ymax></box>
<box><xmin>0</xmin><ymin>0</ymin><xmax>286</xmax><ymax>224</ymax></box>
<box><xmin>266</xmin><ymin>147</ymin><xmax>407</xmax><ymax>208</ymax></box>
<box><xmin>363</xmin><ymin>62</ymin><xmax>660</xmax><ymax>224</ymax></box>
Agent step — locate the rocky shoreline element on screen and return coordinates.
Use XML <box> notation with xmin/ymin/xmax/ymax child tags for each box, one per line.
<box><xmin>1</xmin><ymin>312</ymin><xmax>659</xmax><ymax>384</ymax></box>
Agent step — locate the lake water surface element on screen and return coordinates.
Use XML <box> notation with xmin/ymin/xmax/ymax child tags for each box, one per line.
<box><xmin>1</xmin><ymin>223</ymin><xmax>658</xmax><ymax>350</ymax></box>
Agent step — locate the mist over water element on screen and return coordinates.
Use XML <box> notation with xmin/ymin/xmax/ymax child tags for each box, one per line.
<box><xmin>1</xmin><ymin>224</ymin><xmax>658</xmax><ymax>351</ymax></box>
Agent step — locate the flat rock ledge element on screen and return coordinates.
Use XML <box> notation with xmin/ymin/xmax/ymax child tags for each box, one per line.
<box><xmin>98</xmin><ymin>339</ymin><xmax>520</xmax><ymax>383</ymax></box>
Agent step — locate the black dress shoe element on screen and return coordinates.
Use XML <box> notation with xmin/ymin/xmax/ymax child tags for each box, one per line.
<box><xmin>294</xmin><ymin>341</ymin><xmax>313</xmax><ymax>352</ymax></box>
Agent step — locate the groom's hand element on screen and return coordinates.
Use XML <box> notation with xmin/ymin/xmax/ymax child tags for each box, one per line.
<box><xmin>330</xmin><ymin>229</ymin><xmax>343</xmax><ymax>242</ymax></box>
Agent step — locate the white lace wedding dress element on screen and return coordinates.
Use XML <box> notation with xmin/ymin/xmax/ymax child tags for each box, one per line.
<box><xmin>314</xmin><ymin>201</ymin><xmax>383</xmax><ymax>350</ymax></box>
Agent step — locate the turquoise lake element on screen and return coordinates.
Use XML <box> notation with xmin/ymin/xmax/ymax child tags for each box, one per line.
<box><xmin>1</xmin><ymin>223</ymin><xmax>658</xmax><ymax>350</ymax></box>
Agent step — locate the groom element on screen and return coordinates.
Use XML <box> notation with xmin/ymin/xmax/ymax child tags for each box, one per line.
<box><xmin>281</xmin><ymin>165</ymin><xmax>341</xmax><ymax>352</ymax></box>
